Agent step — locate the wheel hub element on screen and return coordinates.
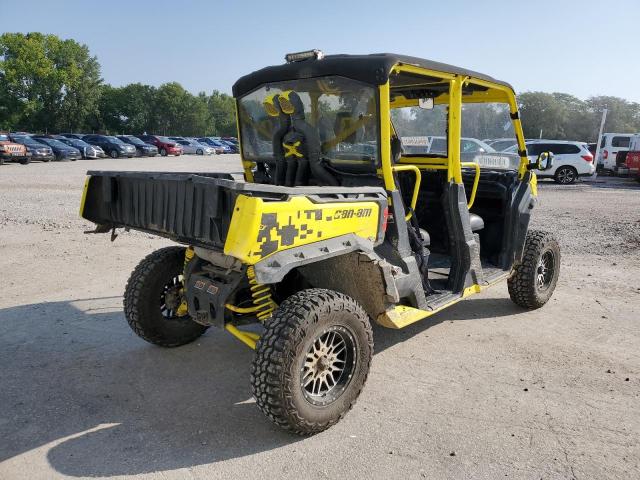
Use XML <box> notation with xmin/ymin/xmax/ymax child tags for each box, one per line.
<box><xmin>536</xmin><ymin>251</ymin><xmax>555</xmax><ymax>290</ymax></box>
<box><xmin>160</xmin><ymin>275</ymin><xmax>186</xmax><ymax>319</ymax></box>
<box><xmin>301</xmin><ymin>326</ymin><xmax>356</xmax><ymax>406</ymax></box>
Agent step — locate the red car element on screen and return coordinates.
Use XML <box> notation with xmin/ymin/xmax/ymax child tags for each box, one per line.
<box><xmin>136</xmin><ymin>135</ymin><xmax>182</xmax><ymax>156</ymax></box>
<box><xmin>625</xmin><ymin>134</ymin><xmax>640</xmax><ymax>182</ymax></box>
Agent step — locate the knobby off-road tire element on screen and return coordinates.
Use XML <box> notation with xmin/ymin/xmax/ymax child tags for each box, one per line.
<box><xmin>251</xmin><ymin>289</ymin><xmax>373</xmax><ymax>435</ymax></box>
<box><xmin>508</xmin><ymin>230</ymin><xmax>560</xmax><ymax>309</ymax></box>
<box><xmin>124</xmin><ymin>246</ymin><xmax>207</xmax><ymax>347</ymax></box>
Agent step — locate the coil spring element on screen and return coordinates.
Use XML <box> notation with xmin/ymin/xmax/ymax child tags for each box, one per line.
<box><xmin>247</xmin><ymin>265</ymin><xmax>276</xmax><ymax>321</ymax></box>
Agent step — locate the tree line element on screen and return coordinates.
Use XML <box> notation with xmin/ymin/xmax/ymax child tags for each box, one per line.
<box><xmin>1</xmin><ymin>32</ymin><xmax>639</xmax><ymax>140</ymax></box>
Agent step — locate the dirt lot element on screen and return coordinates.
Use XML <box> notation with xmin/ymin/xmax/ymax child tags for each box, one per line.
<box><xmin>1</xmin><ymin>156</ymin><xmax>639</xmax><ymax>480</ymax></box>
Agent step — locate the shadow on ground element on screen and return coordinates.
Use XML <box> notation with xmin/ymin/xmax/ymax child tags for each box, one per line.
<box><xmin>0</xmin><ymin>293</ymin><xmax>522</xmax><ymax>476</ymax></box>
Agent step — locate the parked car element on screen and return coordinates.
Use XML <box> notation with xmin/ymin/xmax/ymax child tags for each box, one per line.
<box><xmin>9</xmin><ymin>135</ymin><xmax>54</xmax><ymax>162</ymax></box>
<box><xmin>56</xmin><ymin>136</ymin><xmax>106</xmax><ymax>159</ymax></box>
<box><xmin>136</xmin><ymin>135</ymin><xmax>182</xmax><ymax>156</ymax></box>
<box><xmin>428</xmin><ymin>136</ymin><xmax>496</xmax><ymax>154</ymax></box>
<box><xmin>196</xmin><ymin>137</ymin><xmax>225</xmax><ymax>154</ymax></box>
<box><xmin>219</xmin><ymin>139</ymin><xmax>239</xmax><ymax>153</ymax></box>
<box><xmin>0</xmin><ymin>132</ymin><xmax>31</xmax><ymax>165</ymax></box>
<box><xmin>174</xmin><ymin>139</ymin><xmax>216</xmax><ymax>155</ymax></box>
<box><xmin>83</xmin><ymin>135</ymin><xmax>136</xmax><ymax>158</ymax></box>
<box><xmin>506</xmin><ymin>140</ymin><xmax>595</xmax><ymax>184</ymax></box>
<box><xmin>31</xmin><ymin>136</ymin><xmax>82</xmax><ymax>161</ymax></box>
<box><xmin>117</xmin><ymin>135</ymin><xmax>159</xmax><ymax>157</ymax></box>
<box><xmin>484</xmin><ymin>138</ymin><xmax>517</xmax><ymax>151</ymax></box>
<box><xmin>624</xmin><ymin>134</ymin><xmax>640</xmax><ymax>182</ymax></box>
<box><xmin>597</xmin><ymin>133</ymin><xmax>634</xmax><ymax>173</ymax></box>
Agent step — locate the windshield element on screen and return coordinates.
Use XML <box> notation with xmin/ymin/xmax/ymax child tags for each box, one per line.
<box><xmin>38</xmin><ymin>138</ymin><xmax>68</xmax><ymax>148</ymax></box>
<box><xmin>66</xmin><ymin>139</ymin><xmax>89</xmax><ymax>147</ymax></box>
<box><xmin>122</xmin><ymin>136</ymin><xmax>145</xmax><ymax>146</ymax></box>
<box><xmin>0</xmin><ymin>134</ymin><xmax>8</xmax><ymax>141</ymax></box>
<box><xmin>238</xmin><ymin>76</ymin><xmax>379</xmax><ymax>170</ymax></box>
<box><xmin>158</xmin><ymin>137</ymin><xmax>174</xmax><ymax>143</ymax></box>
<box><xmin>103</xmin><ymin>136</ymin><xmax>125</xmax><ymax>145</ymax></box>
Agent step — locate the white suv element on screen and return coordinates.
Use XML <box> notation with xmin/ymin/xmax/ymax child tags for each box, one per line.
<box><xmin>507</xmin><ymin>140</ymin><xmax>595</xmax><ymax>184</ymax></box>
<box><xmin>597</xmin><ymin>133</ymin><xmax>633</xmax><ymax>172</ymax></box>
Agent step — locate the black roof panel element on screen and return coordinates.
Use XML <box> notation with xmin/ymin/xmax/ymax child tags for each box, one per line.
<box><xmin>232</xmin><ymin>53</ymin><xmax>513</xmax><ymax>97</ymax></box>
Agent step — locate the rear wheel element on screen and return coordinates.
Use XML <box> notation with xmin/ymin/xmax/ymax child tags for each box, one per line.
<box><xmin>554</xmin><ymin>166</ymin><xmax>577</xmax><ymax>184</ymax></box>
<box><xmin>508</xmin><ymin>230</ymin><xmax>560</xmax><ymax>309</ymax></box>
<box><xmin>251</xmin><ymin>289</ymin><xmax>373</xmax><ymax>435</ymax></box>
<box><xmin>124</xmin><ymin>246</ymin><xmax>208</xmax><ymax>347</ymax></box>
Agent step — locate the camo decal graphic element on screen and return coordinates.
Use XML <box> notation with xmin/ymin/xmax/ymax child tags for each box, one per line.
<box><xmin>255</xmin><ymin>212</ymin><xmax>320</xmax><ymax>259</ymax></box>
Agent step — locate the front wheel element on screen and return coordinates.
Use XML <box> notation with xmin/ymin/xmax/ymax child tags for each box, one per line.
<box><xmin>123</xmin><ymin>246</ymin><xmax>208</xmax><ymax>347</ymax></box>
<box><xmin>508</xmin><ymin>230</ymin><xmax>560</xmax><ymax>309</ymax></box>
<box><xmin>110</xmin><ymin>149</ymin><xmax>119</xmax><ymax>159</ymax></box>
<box><xmin>251</xmin><ymin>289</ymin><xmax>373</xmax><ymax>435</ymax></box>
<box><xmin>554</xmin><ymin>166</ymin><xmax>577</xmax><ymax>184</ymax></box>
<box><xmin>196</xmin><ymin>149</ymin><xmax>203</xmax><ymax>155</ymax></box>
<box><xmin>19</xmin><ymin>157</ymin><xmax>30</xmax><ymax>165</ymax></box>
<box><xmin>160</xmin><ymin>148</ymin><xmax>167</xmax><ymax>156</ymax></box>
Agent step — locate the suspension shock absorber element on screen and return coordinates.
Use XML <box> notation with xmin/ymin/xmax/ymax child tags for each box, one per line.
<box><xmin>246</xmin><ymin>265</ymin><xmax>276</xmax><ymax>321</ymax></box>
<box><xmin>175</xmin><ymin>246</ymin><xmax>194</xmax><ymax>317</ymax></box>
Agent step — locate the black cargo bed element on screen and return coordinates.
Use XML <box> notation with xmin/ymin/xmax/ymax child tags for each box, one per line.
<box><xmin>81</xmin><ymin>170</ymin><xmax>386</xmax><ymax>249</ymax></box>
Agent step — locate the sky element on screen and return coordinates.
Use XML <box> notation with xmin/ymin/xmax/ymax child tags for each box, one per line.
<box><xmin>1</xmin><ymin>0</ymin><xmax>639</xmax><ymax>102</ymax></box>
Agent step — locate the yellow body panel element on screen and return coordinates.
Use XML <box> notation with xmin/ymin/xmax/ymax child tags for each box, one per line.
<box><xmin>224</xmin><ymin>194</ymin><xmax>381</xmax><ymax>264</ymax></box>
<box><xmin>529</xmin><ymin>171</ymin><xmax>538</xmax><ymax>196</ymax></box>
<box><xmin>79</xmin><ymin>177</ymin><xmax>90</xmax><ymax>216</ymax></box>
<box><xmin>377</xmin><ymin>281</ymin><xmax>500</xmax><ymax>329</ymax></box>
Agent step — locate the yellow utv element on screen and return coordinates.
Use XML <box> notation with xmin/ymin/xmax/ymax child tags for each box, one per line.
<box><xmin>80</xmin><ymin>50</ymin><xmax>560</xmax><ymax>435</ymax></box>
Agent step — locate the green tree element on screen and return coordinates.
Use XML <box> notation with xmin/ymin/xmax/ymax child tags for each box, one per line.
<box><xmin>207</xmin><ymin>90</ymin><xmax>237</xmax><ymax>136</ymax></box>
<box><xmin>0</xmin><ymin>32</ymin><xmax>102</xmax><ymax>132</ymax></box>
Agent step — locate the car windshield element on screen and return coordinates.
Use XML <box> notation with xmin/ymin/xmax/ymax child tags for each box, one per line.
<box><xmin>67</xmin><ymin>139</ymin><xmax>89</xmax><ymax>147</ymax></box>
<box><xmin>238</xmin><ymin>76</ymin><xmax>380</xmax><ymax>169</ymax></box>
<box><xmin>123</xmin><ymin>136</ymin><xmax>145</xmax><ymax>146</ymax></box>
<box><xmin>0</xmin><ymin>134</ymin><xmax>9</xmax><ymax>141</ymax></box>
<box><xmin>38</xmin><ymin>138</ymin><xmax>68</xmax><ymax>148</ymax></box>
<box><xmin>104</xmin><ymin>136</ymin><xmax>126</xmax><ymax>145</ymax></box>
<box><xmin>158</xmin><ymin>137</ymin><xmax>174</xmax><ymax>143</ymax></box>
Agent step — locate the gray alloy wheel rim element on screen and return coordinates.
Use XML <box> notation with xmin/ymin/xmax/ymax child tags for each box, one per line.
<box><xmin>557</xmin><ymin>167</ymin><xmax>575</xmax><ymax>184</ymax></box>
<box><xmin>536</xmin><ymin>250</ymin><xmax>555</xmax><ymax>291</ymax></box>
<box><xmin>300</xmin><ymin>325</ymin><xmax>357</xmax><ymax>406</ymax></box>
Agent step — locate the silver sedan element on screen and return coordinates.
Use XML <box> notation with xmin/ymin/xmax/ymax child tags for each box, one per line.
<box><xmin>175</xmin><ymin>140</ymin><xmax>216</xmax><ymax>155</ymax></box>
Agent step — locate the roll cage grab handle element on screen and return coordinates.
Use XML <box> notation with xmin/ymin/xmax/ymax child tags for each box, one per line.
<box><xmin>378</xmin><ymin>66</ymin><xmax>529</xmax><ymax>212</ymax></box>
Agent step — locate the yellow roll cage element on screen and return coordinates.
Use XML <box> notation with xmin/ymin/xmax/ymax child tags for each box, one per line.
<box><xmin>237</xmin><ymin>62</ymin><xmax>529</xmax><ymax>202</ymax></box>
<box><xmin>379</xmin><ymin>63</ymin><xmax>529</xmax><ymax>196</ymax></box>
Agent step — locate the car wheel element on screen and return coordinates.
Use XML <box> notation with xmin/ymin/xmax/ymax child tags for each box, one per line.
<box><xmin>554</xmin><ymin>166</ymin><xmax>577</xmax><ymax>184</ymax></box>
<box><xmin>196</xmin><ymin>149</ymin><xmax>203</xmax><ymax>155</ymax></box>
<box><xmin>110</xmin><ymin>149</ymin><xmax>119</xmax><ymax>159</ymax></box>
<box><xmin>252</xmin><ymin>288</ymin><xmax>373</xmax><ymax>435</ymax></box>
<box><xmin>160</xmin><ymin>148</ymin><xmax>167</xmax><ymax>156</ymax></box>
<box><xmin>508</xmin><ymin>230</ymin><xmax>560</xmax><ymax>309</ymax></box>
<box><xmin>19</xmin><ymin>157</ymin><xmax>31</xmax><ymax>165</ymax></box>
<box><xmin>123</xmin><ymin>246</ymin><xmax>208</xmax><ymax>347</ymax></box>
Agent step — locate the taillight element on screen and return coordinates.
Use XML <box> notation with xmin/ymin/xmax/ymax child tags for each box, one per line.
<box><xmin>603</xmin><ymin>149</ymin><xmax>608</xmax><ymax>159</ymax></box>
<box><xmin>382</xmin><ymin>207</ymin><xmax>389</xmax><ymax>232</ymax></box>
<box><xmin>581</xmin><ymin>154</ymin><xmax>593</xmax><ymax>162</ymax></box>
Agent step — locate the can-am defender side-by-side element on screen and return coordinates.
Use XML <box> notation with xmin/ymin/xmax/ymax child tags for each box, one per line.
<box><xmin>80</xmin><ymin>51</ymin><xmax>560</xmax><ymax>435</ymax></box>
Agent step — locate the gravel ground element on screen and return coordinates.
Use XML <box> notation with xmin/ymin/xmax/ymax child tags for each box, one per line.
<box><xmin>1</xmin><ymin>156</ymin><xmax>639</xmax><ymax>480</ymax></box>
